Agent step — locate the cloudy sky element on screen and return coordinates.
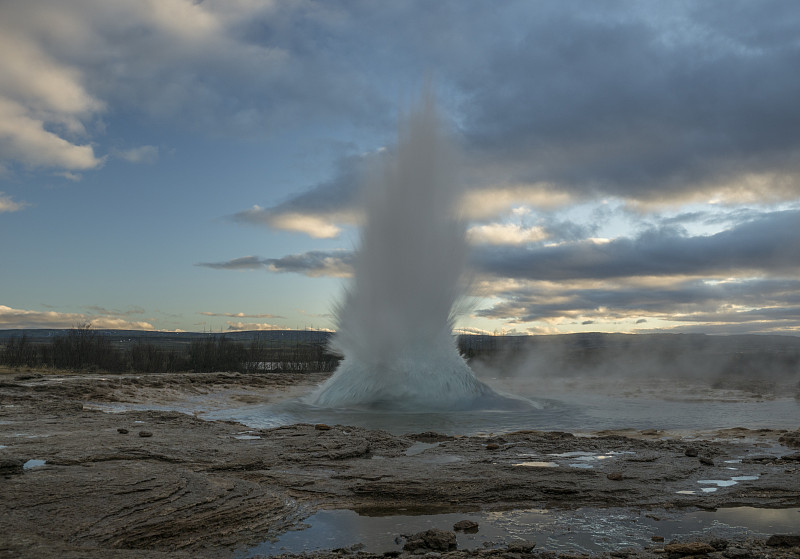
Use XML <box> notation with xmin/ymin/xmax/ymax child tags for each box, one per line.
<box><xmin>2</xmin><ymin>0</ymin><xmax>800</xmax><ymax>335</ymax></box>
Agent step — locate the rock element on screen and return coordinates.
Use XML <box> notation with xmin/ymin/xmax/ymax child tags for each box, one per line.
<box><xmin>607</xmin><ymin>472</ymin><xmax>624</xmax><ymax>481</ymax></box>
<box><xmin>722</xmin><ymin>547</ymin><xmax>752</xmax><ymax>558</ymax></box>
<box><xmin>699</xmin><ymin>456</ymin><xmax>714</xmax><ymax>466</ymax></box>
<box><xmin>485</xmin><ymin>443</ymin><xmax>500</xmax><ymax>450</ymax></box>
<box><xmin>138</xmin><ymin>431</ymin><xmax>153</xmax><ymax>438</ymax></box>
<box><xmin>684</xmin><ymin>447</ymin><xmax>699</xmax><ymax>457</ymax></box>
<box><xmin>641</xmin><ymin>429</ymin><xmax>660</xmax><ymax>436</ymax></box>
<box><xmin>402</xmin><ymin>529</ymin><xmax>457</xmax><ymax>552</ymax></box>
<box><xmin>652</xmin><ymin>536</ymin><xmax>665</xmax><ymax>542</ymax></box>
<box><xmin>506</xmin><ymin>541</ymin><xmax>536</xmax><ymax>553</ymax></box>
<box><xmin>453</xmin><ymin>519</ymin><xmax>479</xmax><ymax>533</ymax></box>
<box><xmin>408</xmin><ymin>432</ymin><xmax>454</xmax><ymax>443</ymax></box>
<box><xmin>117</xmin><ymin>428</ymin><xmax>129</xmax><ymax>434</ymax></box>
<box><xmin>0</xmin><ymin>456</ymin><xmax>25</xmax><ymax>476</ymax></box>
<box><xmin>314</xmin><ymin>423</ymin><xmax>331</xmax><ymax>431</ymax></box>
<box><xmin>778</xmin><ymin>430</ymin><xmax>800</xmax><ymax>448</ymax></box>
<box><xmin>663</xmin><ymin>541</ymin><xmax>715</xmax><ymax>555</ymax></box>
<box><xmin>766</xmin><ymin>534</ymin><xmax>800</xmax><ymax>547</ymax></box>
<box><xmin>14</xmin><ymin>373</ymin><xmax>43</xmax><ymax>381</ymax></box>
<box><xmin>709</xmin><ymin>538</ymin><xmax>729</xmax><ymax>550</ymax></box>
<box><xmin>780</xmin><ymin>452</ymin><xmax>800</xmax><ymax>461</ymax></box>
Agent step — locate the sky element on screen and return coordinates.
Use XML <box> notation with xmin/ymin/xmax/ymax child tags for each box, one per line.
<box><xmin>2</xmin><ymin>0</ymin><xmax>800</xmax><ymax>336</ymax></box>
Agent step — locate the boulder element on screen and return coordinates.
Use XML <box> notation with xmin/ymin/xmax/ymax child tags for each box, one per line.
<box><xmin>663</xmin><ymin>541</ymin><xmax>715</xmax><ymax>555</ymax></box>
<box><xmin>766</xmin><ymin>534</ymin><xmax>800</xmax><ymax>547</ymax></box>
<box><xmin>402</xmin><ymin>529</ymin><xmax>457</xmax><ymax>552</ymax></box>
<box><xmin>453</xmin><ymin>519</ymin><xmax>479</xmax><ymax>533</ymax></box>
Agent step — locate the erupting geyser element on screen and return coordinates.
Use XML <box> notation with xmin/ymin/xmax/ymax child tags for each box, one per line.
<box><xmin>307</xmin><ymin>92</ymin><xmax>512</xmax><ymax>411</ymax></box>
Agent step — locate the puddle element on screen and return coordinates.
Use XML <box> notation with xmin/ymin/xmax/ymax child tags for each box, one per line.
<box><xmin>691</xmin><ymin>474</ymin><xmax>760</xmax><ymax>493</ymax></box>
<box><xmin>534</xmin><ymin>450</ymin><xmax>635</xmax><ymax>470</ymax></box>
<box><xmin>23</xmin><ymin>459</ymin><xmax>46</xmax><ymax>470</ymax></box>
<box><xmin>514</xmin><ymin>461</ymin><xmax>559</xmax><ymax>468</ymax></box>
<box><xmin>234</xmin><ymin>434</ymin><xmax>262</xmax><ymax>440</ymax></box>
<box><xmin>405</xmin><ymin>441</ymin><xmax>440</xmax><ymax>456</ymax></box>
<box><xmin>239</xmin><ymin>506</ymin><xmax>800</xmax><ymax>557</ymax></box>
<box><xmin>402</xmin><ymin>442</ymin><xmax>462</xmax><ymax>464</ymax></box>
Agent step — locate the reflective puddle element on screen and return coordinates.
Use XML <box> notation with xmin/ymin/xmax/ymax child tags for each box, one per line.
<box><xmin>678</xmin><ymin>474</ymin><xmax>761</xmax><ymax>494</ymax></box>
<box><xmin>239</xmin><ymin>506</ymin><xmax>800</xmax><ymax>557</ymax></box>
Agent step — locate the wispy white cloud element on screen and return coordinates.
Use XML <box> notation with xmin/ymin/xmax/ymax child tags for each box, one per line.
<box><xmin>263</xmin><ymin>211</ymin><xmax>344</xmax><ymax>239</ymax></box>
<box><xmin>0</xmin><ymin>192</ymin><xmax>28</xmax><ymax>213</ymax></box>
<box><xmin>467</xmin><ymin>222</ymin><xmax>547</xmax><ymax>245</ymax></box>
<box><xmin>112</xmin><ymin>145</ymin><xmax>159</xmax><ymax>164</ymax></box>
<box><xmin>201</xmin><ymin>311</ymin><xmax>285</xmax><ymax>319</ymax></box>
<box><xmin>225</xmin><ymin>321</ymin><xmax>282</xmax><ymax>331</ymax></box>
<box><xmin>0</xmin><ymin>304</ymin><xmax>153</xmax><ymax>330</ymax></box>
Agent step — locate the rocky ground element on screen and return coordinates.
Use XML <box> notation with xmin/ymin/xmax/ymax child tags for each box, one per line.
<box><xmin>1</xmin><ymin>368</ymin><xmax>799</xmax><ymax>559</ymax></box>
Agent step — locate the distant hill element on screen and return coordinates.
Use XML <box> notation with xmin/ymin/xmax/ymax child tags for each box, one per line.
<box><xmin>2</xmin><ymin>328</ymin><xmax>799</xmax><ymax>353</ymax></box>
<box><xmin>0</xmin><ymin>328</ymin><xmax>333</xmax><ymax>348</ymax></box>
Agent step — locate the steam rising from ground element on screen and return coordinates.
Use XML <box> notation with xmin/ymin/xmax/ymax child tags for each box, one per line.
<box><xmin>307</xmin><ymin>93</ymin><xmax>505</xmax><ymax>410</ymax></box>
<box><xmin>468</xmin><ymin>333</ymin><xmax>800</xmax><ymax>402</ymax></box>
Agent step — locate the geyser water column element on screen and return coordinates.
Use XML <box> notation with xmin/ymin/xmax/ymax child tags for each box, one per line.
<box><xmin>307</xmin><ymin>93</ymin><xmax>503</xmax><ymax>411</ymax></box>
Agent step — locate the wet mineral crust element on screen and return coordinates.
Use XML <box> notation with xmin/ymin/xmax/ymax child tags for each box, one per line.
<box><xmin>1</xmin><ymin>369</ymin><xmax>798</xmax><ymax>559</ymax></box>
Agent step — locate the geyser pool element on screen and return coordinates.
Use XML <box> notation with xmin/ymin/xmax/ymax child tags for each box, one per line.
<box><xmin>306</xmin><ymin>92</ymin><xmax>519</xmax><ymax>411</ymax></box>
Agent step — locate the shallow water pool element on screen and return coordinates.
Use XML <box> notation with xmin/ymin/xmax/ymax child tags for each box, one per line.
<box><xmin>239</xmin><ymin>506</ymin><xmax>800</xmax><ymax>557</ymax></box>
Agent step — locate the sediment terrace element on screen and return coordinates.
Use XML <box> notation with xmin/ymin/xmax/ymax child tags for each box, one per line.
<box><xmin>1</xmin><ymin>370</ymin><xmax>798</xmax><ymax>558</ymax></box>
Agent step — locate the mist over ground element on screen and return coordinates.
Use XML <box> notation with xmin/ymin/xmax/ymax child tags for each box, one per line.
<box><xmin>466</xmin><ymin>333</ymin><xmax>800</xmax><ymax>399</ymax></box>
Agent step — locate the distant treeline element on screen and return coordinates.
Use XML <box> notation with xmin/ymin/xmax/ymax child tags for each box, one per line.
<box><xmin>0</xmin><ymin>324</ymin><xmax>341</xmax><ymax>374</ymax></box>
<box><xmin>2</xmin><ymin>327</ymin><xmax>800</xmax><ymax>383</ymax></box>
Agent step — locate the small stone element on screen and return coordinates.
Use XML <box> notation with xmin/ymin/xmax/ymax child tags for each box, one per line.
<box><xmin>709</xmin><ymin>538</ymin><xmax>729</xmax><ymax>550</ymax></box>
<box><xmin>138</xmin><ymin>431</ymin><xmax>153</xmax><ymax>438</ymax></box>
<box><xmin>663</xmin><ymin>541</ymin><xmax>715</xmax><ymax>555</ymax></box>
<box><xmin>453</xmin><ymin>519</ymin><xmax>479</xmax><ymax>533</ymax></box>
<box><xmin>684</xmin><ymin>447</ymin><xmax>699</xmax><ymax>457</ymax></box>
<box><xmin>506</xmin><ymin>541</ymin><xmax>536</xmax><ymax>553</ymax></box>
<box><xmin>607</xmin><ymin>472</ymin><xmax>624</xmax><ymax>481</ymax></box>
<box><xmin>699</xmin><ymin>456</ymin><xmax>714</xmax><ymax>466</ymax></box>
<box><xmin>652</xmin><ymin>536</ymin><xmax>665</xmax><ymax>542</ymax></box>
<box><xmin>485</xmin><ymin>443</ymin><xmax>500</xmax><ymax>450</ymax></box>
<box><xmin>315</xmin><ymin>423</ymin><xmax>332</xmax><ymax>431</ymax></box>
<box><xmin>766</xmin><ymin>534</ymin><xmax>800</xmax><ymax>547</ymax></box>
<box><xmin>641</xmin><ymin>429</ymin><xmax>660</xmax><ymax>436</ymax></box>
<box><xmin>778</xmin><ymin>429</ymin><xmax>800</xmax><ymax>448</ymax></box>
<box><xmin>402</xmin><ymin>529</ymin><xmax>457</xmax><ymax>552</ymax></box>
<box><xmin>722</xmin><ymin>547</ymin><xmax>752</xmax><ymax>558</ymax></box>
<box><xmin>117</xmin><ymin>428</ymin><xmax>129</xmax><ymax>434</ymax></box>
<box><xmin>0</xmin><ymin>457</ymin><xmax>25</xmax><ymax>476</ymax></box>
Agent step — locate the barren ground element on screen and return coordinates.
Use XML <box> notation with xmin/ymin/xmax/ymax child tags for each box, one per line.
<box><xmin>1</xmin><ymin>369</ymin><xmax>798</xmax><ymax>559</ymax></box>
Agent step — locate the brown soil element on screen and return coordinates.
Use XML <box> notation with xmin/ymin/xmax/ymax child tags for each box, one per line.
<box><xmin>1</xmin><ymin>369</ymin><xmax>798</xmax><ymax>559</ymax></box>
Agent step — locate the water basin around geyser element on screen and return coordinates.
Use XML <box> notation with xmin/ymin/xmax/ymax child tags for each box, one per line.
<box><xmin>201</xmin><ymin>392</ymin><xmax>800</xmax><ymax>436</ymax></box>
<box><xmin>239</xmin><ymin>506</ymin><xmax>800</xmax><ymax>557</ymax></box>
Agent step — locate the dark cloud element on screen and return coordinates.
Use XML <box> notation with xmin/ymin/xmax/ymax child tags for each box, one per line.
<box><xmin>230</xmin><ymin>1</ymin><xmax>800</xmax><ymax>227</ymax></box>
<box><xmin>473</xmin><ymin>210</ymin><xmax>800</xmax><ymax>281</ymax></box>
<box><xmin>197</xmin><ymin>251</ymin><xmax>354</xmax><ymax>278</ymax></box>
<box><xmin>264</xmin><ymin>250</ymin><xmax>354</xmax><ymax>277</ymax></box>
<box><xmin>195</xmin><ymin>256</ymin><xmax>266</xmax><ymax>270</ymax></box>
<box><xmin>458</xmin><ymin>1</ymin><xmax>800</xmax><ymax>201</ymax></box>
<box><xmin>476</xmin><ymin>277</ymin><xmax>800</xmax><ymax>327</ymax></box>
<box><xmin>231</xmin><ymin>154</ymin><xmax>365</xmax><ymax>231</ymax></box>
